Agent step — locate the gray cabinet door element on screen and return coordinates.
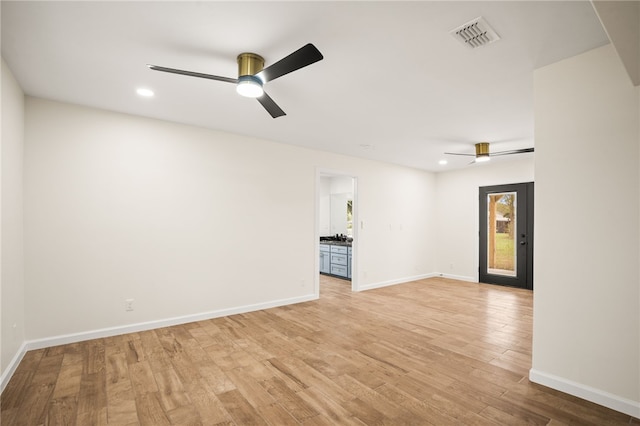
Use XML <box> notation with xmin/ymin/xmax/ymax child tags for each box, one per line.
<box><xmin>319</xmin><ymin>252</ymin><xmax>331</xmax><ymax>274</ymax></box>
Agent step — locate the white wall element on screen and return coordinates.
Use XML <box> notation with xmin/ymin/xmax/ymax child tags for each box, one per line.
<box><xmin>531</xmin><ymin>44</ymin><xmax>640</xmax><ymax>416</ymax></box>
<box><xmin>329</xmin><ymin>175</ymin><xmax>353</xmax><ymax>195</ymax></box>
<box><xmin>1</xmin><ymin>59</ymin><xmax>26</xmax><ymax>381</ymax></box>
<box><xmin>435</xmin><ymin>158</ymin><xmax>534</xmax><ymax>282</ymax></box>
<box><xmin>23</xmin><ymin>97</ymin><xmax>437</xmax><ymax>342</ymax></box>
<box><xmin>319</xmin><ymin>177</ymin><xmax>331</xmax><ymax>236</ymax></box>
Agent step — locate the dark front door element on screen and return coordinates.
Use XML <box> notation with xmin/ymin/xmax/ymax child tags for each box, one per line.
<box><xmin>479</xmin><ymin>182</ymin><xmax>534</xmax><ymax>290</ymax></box>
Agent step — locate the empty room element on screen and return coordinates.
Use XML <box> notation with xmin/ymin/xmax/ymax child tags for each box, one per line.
<box><xmin>1</xmin><ymin>1</ymin><xmax>639</xmax><ymax>424</ymax></box>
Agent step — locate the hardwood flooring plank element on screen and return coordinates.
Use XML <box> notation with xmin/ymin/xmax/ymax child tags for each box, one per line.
<box><xmin>1</xmin><ymin>371</ymin><xmax>36</xmax><ymax>410</ymax></box>
<box><xmin>296</xmin><ymin>385</ymin><xmax>357</xmax><ymax>423</ymax></box>
<box><xmin>125</xmin><ymin>337</ymin><xmax>146</xmax><ymax>365</ymax></box>
<box><xmin>225</xmin><ymin>367</ymin><xmax>277</xmax><ymax>408</ymax></box>
<box><xmin>266</xmin><ymin>356</ymin><xmax>355</xmax><ymax>402</ymax></box>
<box><xmin>341</xmin><ymin>397</ymin><xmax>390</xmax><ymax>425</ymax></box>
<box><xmin>478</xmin><ymin>404</ymin><xmax>548</xmax><ymax>426</ymax></box>
<box><xmin>260</xmin><ymin>376</ymin><xmax>319</xmax><ymax>422</ymax></box>
<box><xmin>82</xmin><ymin>340</ymin><xmax>106</xmax><ymax>375</ymax></box>
<box><xmin>154</xmin><ymin>367</ymin><xmax>191</xmax><ymax>412</ymax></box>
<box><xmin>46</xmin><ymin>395</ymin><xmax>78</xmax><ymax>426</ymax></box>
<box><xmin>105</xmin><ymin>351</ymin><xmax>138</xmax><ymax>425</ymax></box>
<box><xmin>169</xmin><ymin>353</ymin><xmax>202</xmax><ymax>387</ymax></box>
<box><xmin>51</xmin><ymin>358</ymin><xmax>83</xmax><ymax>399</ymax></box>
<box><xmin>254</xmin><ymin>402</ymin><xmax>299</xmax><ymax>426</ymax></box>
<box><xmin>135</xmin><ymin>391</ymin><xmax>171</xmax><ymax>426</ymax></box>
<box><xmin>129</xmin><ymin>361</ymin><xmax>158</xmax><ymax>395</ymax></box>
<box><xmin>197</xmin><ymin>363</ymin><xmax>236</xmax><ymax>395</ymax></box>
<box><xmin>375</xmin><ymin>382</ymin><xmax>450</xmax><ymax>425</ymax></box>
<box><xmin>107</xmin><ymin>397</ymin><xmax>139</xmax><ymax>426</ymax></box>
<box><xmin>166</xmin><ymin>404</ymin><xmax>202</xmax><ymax>425</ymax></box>
<box><xmin>332</xmin><ymin>374</ymin><xmax>408</xmax><ymax>420</ymax></box>
<box><xmin>217</xmin><ymin>388</ymin><xmax>268</xmax><ymax>425</ymax></box>
<box><xmin>75</xmin><ymin>371</ymin><xmax>107</xmax><ymax>425</ymax></box>
<box><xmin>184</xmin><ymin>379</ymin><xmax>234</xmax><ymax>424</ymax></box>
<box><xmin>11</xmin><ymin>353</ymin><xmax>63</xmax><ymax>425</ymax></box>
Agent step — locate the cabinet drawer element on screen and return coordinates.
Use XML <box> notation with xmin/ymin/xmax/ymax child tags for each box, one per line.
<box><xmin>330</xmin><ymin>245</ymin><xmax>348</xmax><ymax>254</ymax></box>
<box><xmin>331</xmin><ymin>253</ymin><xmax>347</xmax><ymax>265</ymax></box>
<box><xmin>331</xmin><ymin>264</ymin><xmax>348</xmax><ymax>277</ymax></box>
<box><xmin>319</xmin><ymin>244</ymin><xmax>331</xmax><ymax>253</ymax></box>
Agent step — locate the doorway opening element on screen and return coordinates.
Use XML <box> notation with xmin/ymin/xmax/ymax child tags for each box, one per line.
<box><xmin>479</xmin><ymin>182</ymin><xmax>534</xmax><ymax>290</ymax></box>
<box><xmin>315</xmin><ymin>170</ymin><xmax>358</xmax><ymax>297</ymax></box>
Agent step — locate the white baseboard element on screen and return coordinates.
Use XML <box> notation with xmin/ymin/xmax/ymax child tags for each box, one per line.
<box><xmin>1</xmin><ymin>342</ymin><xmax>27</xmax><ymax>394</ymax></box>
<box><xmin>26</xmin><ymin>293</ymin><xmax>317</xmax><ymax>351</ymax></box>
<box><xmin>1</xmin><ymin>293</ymin><xmax>317</xmax><ymax>394</ymax></box>
<box><xmin>436</xmin><ymin>273</ymin><xmax>477</xmax><ymax>283</ymax></box>
<box><xmin>529</xmin><ymin>368</ymin><xmax>640</xmax><ymax>418</ymax></box>
<box><xmin>357</xmin><ymin>273</ymin><xmax>438</xmax><ymax>291</ymax></box>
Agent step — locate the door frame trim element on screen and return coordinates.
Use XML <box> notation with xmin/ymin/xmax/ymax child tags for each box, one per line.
<box><xmin>315</xmin><ymin>168</ymin><xmax>359</xmax><ymax>297</ymax></box>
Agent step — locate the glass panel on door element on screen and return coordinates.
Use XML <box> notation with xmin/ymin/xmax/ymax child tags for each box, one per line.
<box><xmin>487</xmin><ymin>192</ymin><xmax>516</xmax><ymax>277</ymax></box>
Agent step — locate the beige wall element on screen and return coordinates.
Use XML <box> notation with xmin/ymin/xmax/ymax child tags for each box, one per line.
<box><xmin>435</xmin><ymin>158</ymin><xmax>534</xmax><ymax>282</ymax></box>
<box><xmin>532</xmin><ymin>44</ymin><xmax>640</xmax><ymax>416</ymax></box>
<box><xmin>1</xmin><ymin>59</ymin><xmax>26</xmax><ymax>378</ymax></box>
<box><xmin>23</xmin><ymin>97</ymin><xmax>437</xmax><ymax>343</ymax></box>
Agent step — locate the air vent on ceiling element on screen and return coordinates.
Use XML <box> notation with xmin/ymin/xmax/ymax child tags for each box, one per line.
<box><xmin>450</xmin><ymin>17</ymin><xmax>500</xmax><ymax>49</ymax></box>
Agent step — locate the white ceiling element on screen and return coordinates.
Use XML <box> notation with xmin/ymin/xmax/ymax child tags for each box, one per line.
<box><xmin>1</xmin><ymin>1</ymin><xmax>609</xmax><ymax>172</ymax></box>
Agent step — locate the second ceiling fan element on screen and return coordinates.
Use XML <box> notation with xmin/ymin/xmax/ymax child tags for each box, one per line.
<box><xmin>148</xmin><ymin>43</ymin><xmax>323</xmax><ymax>118</ymax></box>
<box><xmin>445</xmin><ymin>142</ymin><xmax>534</xmax><ymax>163</ymax></box>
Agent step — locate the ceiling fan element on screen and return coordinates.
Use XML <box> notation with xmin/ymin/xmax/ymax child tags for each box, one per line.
<box><xmin>148</xmin><ymin>43</ymin><xmax>323</xmax><ymax>118</ymax></box>
<box><xmin>445</xmin><ymin>142</ymin><xmax>534</xmax><ymax>163</ymax></box>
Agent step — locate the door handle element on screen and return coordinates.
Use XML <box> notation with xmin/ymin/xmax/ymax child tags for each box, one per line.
<box><xmin>520</xmin><ymin>241</ymin><xmax>527</xmax><ymax>245</ymax></box>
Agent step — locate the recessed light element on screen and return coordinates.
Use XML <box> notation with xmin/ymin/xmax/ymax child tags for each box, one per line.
<box><xmin>136</xmin><ymin>88</ymin><xmax>154</xmax><ymax>97</ymax></box>
<box><xmin>438</xmin><ymin>159</ymin><xmax>448</xmax><ymax>165</ymax></box>
<box><xmin>359</xmin><ymin>144</ymin><xmax>374</xmax><ymax>150</ymax></box>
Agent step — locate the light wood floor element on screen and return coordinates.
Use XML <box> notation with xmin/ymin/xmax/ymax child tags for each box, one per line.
<box><xmin>2</xmin><ymin>276</ymin><xmax>638</xmax><ymax>425</ymax></box>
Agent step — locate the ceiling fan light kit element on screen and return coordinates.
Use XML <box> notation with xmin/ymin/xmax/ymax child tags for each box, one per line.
<box><xmin>475</xmin><ymin>142</ymin><xmax>491</xmax><ymax>162</ymax></box>
<box><xmin>148</xmin><ymin>43</ymin><xmax>323</xmax><ymax>118</ymax></box>
<box><xmin>236</xmin><ymin>75</ymin><xmax>264</xmax><ymax>98</ymax></box>
<box><xmin>236</xmin><ymin>53</ymin><xmax>265</xmax><ymax>98</ymax></box>
<box><xmin>444</xmin><ymin>142</ymin><xmax>534</xmax><ymax>165</ymax></box>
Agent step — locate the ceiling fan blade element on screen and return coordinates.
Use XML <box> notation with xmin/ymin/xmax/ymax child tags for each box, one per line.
<box><xmin>148</xmin><ymin>64</ymin><xmax>238</xmax><ymax>84</ymax></box>
<box><xmin>444</xmin><ymin>152</ymin><xmax>476</xmax><ymax>157</ymax></box>
<box><xmin>257</xmin><ymin>92</ymin><xmax>286</xmax><ymax>118</ymax></box>
<box><xmin>256</xmin><ymin>43</ymin><xmax>323</xmax><ymax>83</ymax></box>
<box><xmin>490</xmin><ymin>147</ymin><xmax>535</xmax><ymax>156</ymax></box>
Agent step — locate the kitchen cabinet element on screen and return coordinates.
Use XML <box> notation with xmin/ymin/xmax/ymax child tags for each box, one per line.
<box><xmin>320</xmin><ymin>243</ymin><xmax>351</xmax><ymax>280</ymax></box>
<box><xmin>319</xmin><ymin>244</ymin><xmax>331</xmax><ymax>274</ymax></box>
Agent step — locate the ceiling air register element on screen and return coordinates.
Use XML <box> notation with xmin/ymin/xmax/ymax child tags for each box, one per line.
<box><xmin>450</xmin><ymin>17</ymin><xmax>500</xmax><ymax>49</ymax></box>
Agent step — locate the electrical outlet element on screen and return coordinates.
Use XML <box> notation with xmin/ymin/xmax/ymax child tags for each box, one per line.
<box><xmin>125</xmin><ymin>299</ymin><xmax>134</xmax><ymax>312</ymax></box>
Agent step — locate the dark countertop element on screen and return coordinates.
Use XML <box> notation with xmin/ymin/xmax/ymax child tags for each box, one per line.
<box><xmin>319</xmin><ymin>240</ymin><xmax>352</xmax><ymax>247</ymax></box>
